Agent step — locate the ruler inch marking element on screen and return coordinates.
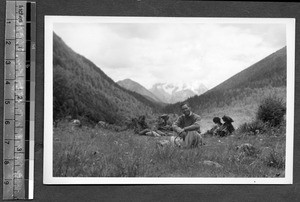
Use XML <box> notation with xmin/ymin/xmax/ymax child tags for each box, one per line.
<box><xmin>3</xmin><ymin>1</ymin><xmax>35</xmax><ymax>200</ymax></box>
<box><xmin>3</xmin><ymin>1</ymin><xmax>17</xmax><ymax>200</ymax></box>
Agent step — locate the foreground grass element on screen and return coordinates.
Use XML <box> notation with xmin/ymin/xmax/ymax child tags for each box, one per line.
<box><xmin>53</xmin><ymin>121</ymin><xmax>285</xmax><ymax>177</ymax></box>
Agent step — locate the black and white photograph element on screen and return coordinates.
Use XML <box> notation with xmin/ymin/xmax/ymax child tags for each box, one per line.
<box><xmin>44</xmin><ymin>17</ymin><xmax>295</xmax><ymax>184</ymax></box>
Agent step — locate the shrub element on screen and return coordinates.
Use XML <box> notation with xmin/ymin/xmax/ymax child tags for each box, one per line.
<box><xmin>238</xmin><ymin>121</ymin><xmax>267</xmax><ymax>135</ymax></box>
<box><xmin>256</xmin><ymin>97</ymin><xmax>286</xmax><ymax>127</ymax></box>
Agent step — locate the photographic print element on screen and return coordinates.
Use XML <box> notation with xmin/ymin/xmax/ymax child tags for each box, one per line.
<box><xmin>44</xmin><ymin>17</ymin><xmax>295</xmax><ymax>184</ymax></box>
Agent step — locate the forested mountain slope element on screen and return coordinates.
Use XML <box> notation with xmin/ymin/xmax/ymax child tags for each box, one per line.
<box><xmin>212</xmin><ymin>47</ymin><xmax>286</xmax><ymax>92</ymax></box>
<box><xmin>163</xmin><ymin>47</ymin><xmax>287</xmax><ymax>118</ymax></box>
<box><xmin>53</xmin><ymin>33</ymin><xmax>158</xmax><ymax>124</ymax></box>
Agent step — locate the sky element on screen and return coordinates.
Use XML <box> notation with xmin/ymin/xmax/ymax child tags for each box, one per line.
<box><xmin>53</xmin><ymin>20</ymin><xmax>286</xmax><ymax>90</ymax></box>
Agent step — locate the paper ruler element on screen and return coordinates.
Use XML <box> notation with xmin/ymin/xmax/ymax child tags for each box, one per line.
<box><xmin>3</xmin><ymin>1</ymin><xmax>36</xmax><ymax>200</ymax></box>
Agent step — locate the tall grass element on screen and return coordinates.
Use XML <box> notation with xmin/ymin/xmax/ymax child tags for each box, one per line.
<box><xmin>53</xmin><ymin>119</ymin><xmax>285</xmax><ymax>177</ymax></box>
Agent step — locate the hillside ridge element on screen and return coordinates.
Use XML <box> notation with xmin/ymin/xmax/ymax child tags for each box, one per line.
<box><xmin>53</xmin><ymin>32</ymin><xmax>159</xmax><ymax>124</ymax></box>
<box><xmin>117</xmin><ymin>78</ymin><xmax>162</xmax><ymax>103</ymax></box>
<box><xmin>208</xmin><ymin>47</ymin><xmax>286</xmax><ymax>93</ymax></box>
<box><xmin>163</xmin><ymin>46</ymin><xmax>287</xmax><ymax>117</ymax></box>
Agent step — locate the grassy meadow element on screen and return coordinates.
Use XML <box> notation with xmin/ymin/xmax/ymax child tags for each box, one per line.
<box><xmin>53</xmin><ymin>118</ymin><xmax>286</xmax><ymax>178</ymax></box>
<box><xmin>52</xmin><ymin>31</ymin><xmax>287</xmax><ymax>178</ymax></box>
<box><xmin>199</xmin><ymin>86</ymin><xmax>286</xmax><ymax>132</ymax></box>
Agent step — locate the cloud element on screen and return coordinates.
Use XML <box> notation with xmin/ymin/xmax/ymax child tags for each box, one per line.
<box><xmin>221</xmin><ymin>23</ymin><xmax>286</xmax><ymax>48</ymax></box>
<box><xmin>54</xmin><ymin>21</ymin><xmax>286</xmax><ymax>90</ymax></box>
<box><xmin>104</xmin><ymin>23</ymin><xmax>159</xmax><ymax>40</ymax></box>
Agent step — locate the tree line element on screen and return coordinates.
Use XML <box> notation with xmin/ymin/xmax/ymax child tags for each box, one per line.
<box><xmin>53</xmin><ymin>33</ymin><xmax>160</xmax><ymax>125</ymax></box>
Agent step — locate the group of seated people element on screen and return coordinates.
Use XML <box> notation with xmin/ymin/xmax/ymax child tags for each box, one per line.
<box><xmin>133</xmin><ymin>114</ymin><xmax>174</xmax><ymax>137</ymax></box>
<box><xmin>203</xmin><ymin>115</ymin><xmax>235</xmax><ymax>137</ymax></box>
<box><xmin>132</xmin><ymin>113</ymin><xmax>235</xmax><ymax>138</ymax></box>
<box><xmin>131</xmin><ymin>103</ymin><xmax>236</xmax><ymax>149</ymax></box>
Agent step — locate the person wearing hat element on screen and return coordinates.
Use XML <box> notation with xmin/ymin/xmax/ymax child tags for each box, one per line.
<box><xmin>221</xmin><ymin>115</ymin><xmax>235</xmax><ymax>135</ymax></box>
<box><xmin>212</xmin><ymin>115</ymin><xmax>235</xmax><ymax>137</ymax></box>
<box><xmin>155</xmin><ymin>114</ymin><xmax>173</xmax><ymax>136</ymax></box>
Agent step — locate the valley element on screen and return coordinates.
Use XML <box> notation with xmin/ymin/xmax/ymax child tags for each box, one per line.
<box><xmin>52</xmin><ymin>32</ymin><xmax>287</xmax><ymax>178</ymax></box>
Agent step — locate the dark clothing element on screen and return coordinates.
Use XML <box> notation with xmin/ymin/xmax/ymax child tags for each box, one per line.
<box><xmin>223</xmin><ymin>122</ymin><xmax>235</xmax><ymax>133</ymax></box>
<box><xmin>220</xmin><ymin>115</ymin><xmax>235</xmax><ymax>136</ymax></box>
<box><xmin>157</xmin><ymin>119</ymin><xmax>172</xmax><ymax>131</ymax></box>
<box><xmin>215</xmin><ymin>123</ymin><xmax>235</xmax><ymax>137</ymax></box>
<box><xmin>155</xmin><ymin>118</ymin><xmax>173</xmax><ymax>136</ymax></box>
<box><xmin>139</xmin><ymin>121</ymin><xmax>148</xmax><ymax>130</ymax></box>
<box><xmin>205</xmin><ymin>123</ymin><xmax>222</xmax><ymax>136</ymax></box>
<box><xmin>172</xmin><ymin>113</ymin><xmax>201</xmax><ymax>134</ymax></box>
<box><xmin>134</xmin><ymin>119</ymin><xmax>150</xmax><ymax>135</ymax></box>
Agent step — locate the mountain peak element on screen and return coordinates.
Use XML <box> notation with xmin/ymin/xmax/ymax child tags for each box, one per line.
<box><xmin>150</xmin><ymin>82</ymin><xmax>208</xmax><ymax>104</ymax></box>
<box><xmin>118</xmin><ymin>78</ymin><xmax>135</xmax><ymax>83</ymax></box>
<box><xmin>117</xmin><ymin>79</ymin><xmax>162</xmax><ymax>103</ymax></box>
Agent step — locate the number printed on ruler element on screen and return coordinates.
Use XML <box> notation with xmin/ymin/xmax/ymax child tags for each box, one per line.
<box><xmin>3</xmin><ymin>1</ymin><xmax>36</xmax><ymax>200</ymax></box>
<box><xmin>15</xmin><ymin>0</ymin><xmax>26</xmax><ymax>164</ymax></box>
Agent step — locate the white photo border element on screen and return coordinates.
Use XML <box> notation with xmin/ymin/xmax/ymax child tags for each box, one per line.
<box><xmin>44</xmin><ymin>16</ymin><xmax>295</xmax><ymax>184</ymax></box>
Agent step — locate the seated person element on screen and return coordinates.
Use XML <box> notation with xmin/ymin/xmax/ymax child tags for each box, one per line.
<box><xmin>133</xmin><ymin>115</ymin><xmax>162</xmax><ymax>137</ymax></box>
<box><xmin>134</xmin><ymin>115</ymin><xmax>151</xmax><ymax>135</ymax></box>
<box><xmin>155</xmin><ymin>114</ymin><xmax>173</xmax><ymax>136</ymax></box>
<box><xmin>204</xmin><ymin>117</ymin><xmax>223</xmax><ymax>136</ymax></box>
<box><xmin>204</xmin><ymin>116</ymin><xmax>235</xmax><ymax>137</ymax></box>
<box><xmin>172</xmin><ymin>103</ymin><xmax>202</xmax><ymax>148</ymax></box>
<box><xmin>221</xmin><ymin>115</ymin><xmax>235</xmax><ymax>136</ymax></box>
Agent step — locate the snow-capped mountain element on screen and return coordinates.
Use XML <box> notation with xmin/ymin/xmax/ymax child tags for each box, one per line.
<box><xmin>149</xmin><ymin>82</ymin><xmax>208</xmax><ymax>104</ymax></box>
